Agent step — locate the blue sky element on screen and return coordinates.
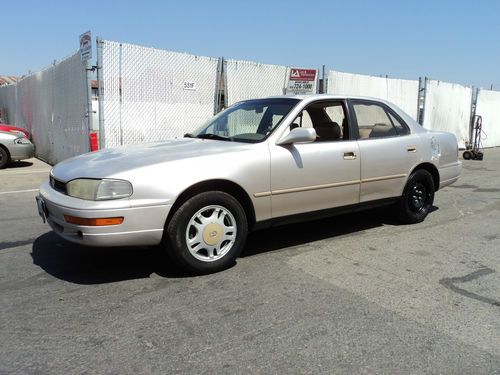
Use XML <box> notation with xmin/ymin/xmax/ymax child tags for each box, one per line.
<box><xmin>2</xmin><ymin>0</ymin><xmax>499</xmax><ymax>89</ymax></box>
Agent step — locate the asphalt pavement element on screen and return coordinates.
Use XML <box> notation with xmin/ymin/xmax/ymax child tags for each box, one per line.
<box><xmin>1</xmin><ymin>152</ymin><xmax>499</xmax><ymax>374</ymax></box>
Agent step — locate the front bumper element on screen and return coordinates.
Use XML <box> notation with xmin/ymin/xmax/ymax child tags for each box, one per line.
<box><xmin>37</xmin><ymin>182</ymin><xmax>172</xmax><ymax>247</ymax></box>
<box><xmin>9</xmin><ymin>143</ymin><xmax>35</xmax><ymax>160</ymax></box>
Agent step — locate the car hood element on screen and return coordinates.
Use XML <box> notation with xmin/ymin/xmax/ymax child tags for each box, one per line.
<box><xmin>0</xmin><ymin>130</ymin><xmax>19</xmax><ymax>140</ymax></box>
<box><xmin>52</xmin><ymin>138</ymin><xmax>256</xmax><ymax>182</ymax></box>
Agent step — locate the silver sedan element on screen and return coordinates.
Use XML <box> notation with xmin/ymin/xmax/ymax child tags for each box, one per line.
<box><xmin>36</xmin><ymin>95</ymin><xmax>461</xmax><ymax>274</ymax></box>
<box><xmin>0</xmin><ymin>131</ymin><xmax>35</xmax><ymax>169</ymax></box>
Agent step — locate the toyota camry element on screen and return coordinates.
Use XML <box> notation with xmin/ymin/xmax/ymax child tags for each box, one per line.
<box><xmin>36</xmin><ymin>95</ymin><xmax>461</xmax><ymax>274</ymax></box>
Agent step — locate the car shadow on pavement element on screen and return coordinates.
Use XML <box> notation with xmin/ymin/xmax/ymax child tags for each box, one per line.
<box><xmin>7</xmin><ymin>160</ymin><xmax>33</xmax><ymax>168</ymax></box>
<box><xmin>242</xmin><ymin>206</ymin><xmax>437</xmax><ymax>257</ymax></box>
<box><xmin>31</xmin><ymin>206</ymin><xmax>438</xmax><ymax>284</ymax></box>
<box><xmin>31</xmin><ymin>232</ymin><xmax>189</xmax><ymax>285</ymax></box>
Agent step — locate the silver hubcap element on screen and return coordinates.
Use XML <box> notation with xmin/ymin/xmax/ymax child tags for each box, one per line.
<box><xmin>185</xmin><ymin>205</ymin><xmax>237</xmax><ymax>262</ymax></box>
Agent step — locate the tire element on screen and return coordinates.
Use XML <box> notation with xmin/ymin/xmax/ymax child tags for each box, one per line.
<box><xmin>463</xmin><ymin>150</ymin><xmax>472</xmax><ymax>160</ymax></box>
<box><xmin>397</xmin><ymin>169</ymin><xmax>435</xmax><ymax>224</ymax></box>
<box><xmin>0</xmin><ymin>147</ymin><xmax>9</xmax><ymax>169</ymax></box>
<box><xmin>166</xmin><ymin>191</ymin><xmax>248</xmax><ymax>274</ymax></box>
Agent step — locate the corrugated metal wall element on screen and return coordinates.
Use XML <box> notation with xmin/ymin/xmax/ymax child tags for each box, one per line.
<box><xmin>0</xmin><ymin>52</ymin><xmax>90</xmax><ymax>164</ymax></box>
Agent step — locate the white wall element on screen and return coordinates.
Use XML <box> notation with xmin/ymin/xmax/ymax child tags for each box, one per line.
<box><xmin>423</xmin><ymin>80</ymin><xmax>472</xmax><ymax>148</ymax></box>
<box><xmin>327</xmin><ymin>71</ymin><xmax>419</xmax><ymax>120</ymax></box>
<box><xmin>475</xmin><ymin>89</ymin><xmax>500</xmax><ymax>148</ymax></box>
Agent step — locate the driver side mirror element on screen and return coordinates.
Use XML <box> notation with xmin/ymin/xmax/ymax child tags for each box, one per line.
<box><xmin>277</xmin><ymin>127</ymin><xmax>316</xmax><ymax>145</ymax></box>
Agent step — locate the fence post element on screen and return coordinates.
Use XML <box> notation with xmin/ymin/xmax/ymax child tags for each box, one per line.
<box><xmin>84</xmin><ymin>59</ymin><xmax>93</xmax><ymax>152</ymax></box>
<box><xmin>324</xmin><ymin>67</ymin><xmax>329</xmax><ymax>93</ymax></box>
<box><xmin>96</xmin><ymin>38</ymin><xmax>105</xmax><ymax>149</ymax></box>
<box><xmin>222</xmin><ymin>58</ymin><xmax>228</xmax><ymax>110</ymax></box>
<box><xmin>417</xmin><ymin>77</ymin><xmax>427</xmax><ymax>126</ymax></box>
<box><xmin>468</xmin><ymin>87</ymin><xmax>478</xmax><ymax>146</ymax></box>
<box><xmin>213</xmin><ymin>57</ymin><xmax>224</xmax><ymax>114</ymax></box>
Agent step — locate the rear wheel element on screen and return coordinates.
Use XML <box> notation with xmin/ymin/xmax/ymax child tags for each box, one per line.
<box><xmin>0</xmin><ymin>147</ymin><xmax>9</xmax><ymax>169</ymax></box>
<box><xmin>166</xmin><ymin>191</ymin><xmax>248</xmax><ymax>274</ymax></box>
<box><xmin>462</xmin><ymin>150</ymin><xmax>472</xmax><ymax>160</ymax></box>
<box><xmin>397</xmin><ymin>169</ymin><xmax>435</xmax><ymax>224</ymax></box>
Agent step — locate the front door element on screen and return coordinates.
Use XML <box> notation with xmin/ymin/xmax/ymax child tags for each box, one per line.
<box><xmin>269</xmin><ymin>100</ymin><xmax>361</xmax><ymax>218</ymax></box>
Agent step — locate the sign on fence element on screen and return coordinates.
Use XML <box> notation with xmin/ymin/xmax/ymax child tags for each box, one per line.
<box><xmin>79</xmin><ymin>31</ymin><xmax>92</xmax><ymax>61</ymax></box>
<box><xmin>286</xmin><ymin>68</ymin><xmax>317</xmax><ymax>94</ymax></box>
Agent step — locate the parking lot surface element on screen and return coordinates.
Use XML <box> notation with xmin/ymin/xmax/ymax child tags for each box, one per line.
<box><xmin>1</xmin><ymin>152</ymin><xmax>499</xmax><ymax>374</ymax></box>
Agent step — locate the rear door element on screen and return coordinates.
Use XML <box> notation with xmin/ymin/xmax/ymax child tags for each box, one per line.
<box><xmin>350</xmin><ymin>99</ymin><xmax>420</xmax><ymax>202</ymax></box>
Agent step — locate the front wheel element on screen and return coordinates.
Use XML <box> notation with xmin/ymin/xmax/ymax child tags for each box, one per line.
<box><xmin>165</xmin><ymin>191</ymin><xmax>248</xmax><ymax>274</ymax></box>
<box><xmin>397</xmin><ymin>169</ymin><xmax>435</xmax><ymax>224</ymax></box>
<box><xmin>0</xmin><ymin>147</ymin><xmax>9</xmax><ymax>169</ymax></box>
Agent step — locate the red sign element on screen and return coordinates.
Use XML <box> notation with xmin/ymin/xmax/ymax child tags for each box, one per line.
<box><xmin>289</xmin><ymin>68</ymin><xmax>317</xmax><ymax>81</ymax></box>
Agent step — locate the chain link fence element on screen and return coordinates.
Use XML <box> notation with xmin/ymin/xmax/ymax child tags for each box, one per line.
<box><xmin>100</xmin><ymin>40</ymin><xmax>220</xmax><ymax>148</ymax></box>
<box><xmin>225</xmin><ymin>59</ymin><xmax>289</xmax><ymax>106</ymax></box>
<box><xmin>3</xmin><ymin>38</ymin><xmax>500</xmax><ymax>165</ymax></box>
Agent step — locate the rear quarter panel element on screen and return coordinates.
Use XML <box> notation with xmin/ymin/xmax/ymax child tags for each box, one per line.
<box><xmin>418</xmin><ymin>131</ymin><xmax>461</xmax><ymax>189</ymax></box>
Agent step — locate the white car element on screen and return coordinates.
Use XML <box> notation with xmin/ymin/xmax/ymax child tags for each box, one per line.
<box><xmin>0</xmin><ymin>131</ymin><xmax>35</xmax><ymax>169</ymax></box>
<box><xmin>37</xmin><ymin>95</ymin><xmax>461</xmax><ymax>274</ymax></box>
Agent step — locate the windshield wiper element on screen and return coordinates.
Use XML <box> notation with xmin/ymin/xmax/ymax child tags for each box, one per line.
<box><xmin>183</xmin><ymin>133</ymin><xmax>196</xmax><ymax>138</ymax></box>
<box><xmin>195</xmin><ymin>133</ymin><xmax>233</xmax><ymax>141</ymax></box>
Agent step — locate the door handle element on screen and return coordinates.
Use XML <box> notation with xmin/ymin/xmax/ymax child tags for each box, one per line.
<box><xmin>407</xmin><ymin>146</ymin><xmax>417</xmax><ymax>153</ymax></box>
<box><xmin>343</xmin><ymin>152</ymin><xmax>357</xmax><ymax>160</ymax></box>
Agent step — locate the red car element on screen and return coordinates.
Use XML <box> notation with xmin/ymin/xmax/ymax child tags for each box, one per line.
<box><xmin>0</xmin><ymin>120</ymin><xmax>31</xmax><ymax>140</ymax></box>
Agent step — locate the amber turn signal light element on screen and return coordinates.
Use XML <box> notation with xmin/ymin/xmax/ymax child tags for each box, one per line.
<box><xmin>64</xmin><ymin>215</ymin><xmax>124</xmax><ymax>226</ymax></box>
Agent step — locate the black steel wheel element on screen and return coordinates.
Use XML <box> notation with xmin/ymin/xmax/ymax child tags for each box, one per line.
<box><xmin>397</xmin><ymin>169</ymin><xmax>435</xmax><ymax>224</ymax></box>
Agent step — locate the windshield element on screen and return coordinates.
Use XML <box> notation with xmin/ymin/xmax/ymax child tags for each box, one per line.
<box><xmin>188</xmin><ymin>98</ymin><xmax>300</xmax><ymax>143</ymax></box>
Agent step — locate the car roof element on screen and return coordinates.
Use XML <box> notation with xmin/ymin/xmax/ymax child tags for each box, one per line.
<box><xmin>260</xmin><ymin>94</ymin><xmax>424</xmax><ymax>133</ymax></box>
<box><xmin>265</xmin><ymin>94</ymin><xmax>393</xmax><ymax>102</ymax></box>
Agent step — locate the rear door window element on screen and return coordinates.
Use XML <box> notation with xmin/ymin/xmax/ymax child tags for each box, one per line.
<box><xmin>352</xmin><ymin>101</ymin><xmax>409</xmax><ymax>139</ymax></box>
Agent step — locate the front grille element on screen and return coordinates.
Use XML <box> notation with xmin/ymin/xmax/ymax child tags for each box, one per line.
<box><xmin>50</xmin><ymin>176</ymin><xmax>67</xmax><ymax>194</ymax></box>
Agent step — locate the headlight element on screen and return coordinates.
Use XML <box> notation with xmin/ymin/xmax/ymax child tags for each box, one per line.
<box><xmin>66</xmin><ymin>179</ymin><xmax>132</xmax><ymax>200</ymax></box>
<box><xmin>14</xmin><ymin>137</ymin><xmax>31</xmax><ymax>144</ymax></box>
